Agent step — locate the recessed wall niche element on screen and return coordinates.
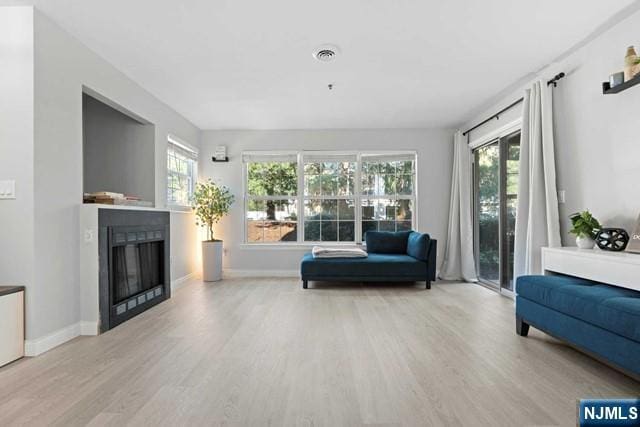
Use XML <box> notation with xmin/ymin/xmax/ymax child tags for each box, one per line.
<box><xmin>82</xmin><ymin>91</ymin><xmax>156</xmax><ymax>204</ymax></box>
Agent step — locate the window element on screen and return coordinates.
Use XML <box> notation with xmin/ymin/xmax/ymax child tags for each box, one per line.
<box><xmin>360</xmin><ymin>154</ymin><xmax>414</xmax><ymax>237</ymax></box>
<box><xmin>303</xmin><ymin>154</ymin><xmax>356</xmax><ymax>242</ymax></box>
<box><xmin>244</xmin><ymin>151</ymin><xmax>417</xmax><ymax>244</ymax></box>
<box><xmin>244</xmin><ymin>153</ymin><xmax>298</xmax><ymax>242</ymax></box>
<box><xmin>167</xmin><ymin>135</ymin><xmax>198</xmax><ymax>207</ymax></box>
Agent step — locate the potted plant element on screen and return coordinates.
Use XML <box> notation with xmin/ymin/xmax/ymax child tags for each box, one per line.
<box><xmin>569</xmin><ymin>210</ymin><xmax>601</xmax><ymax>249</ymax></box>
<box><xmin>633</xmin><ymin>58</ymin><xmax>640</xmax><ymax>79</ymax></box>
<box><xmin>193</xmin><ymin>179</ymin><xmax>235</xmax><ymax>281</ymax></box>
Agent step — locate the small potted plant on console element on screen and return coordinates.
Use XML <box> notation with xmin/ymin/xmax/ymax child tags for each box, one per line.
<box><xmin>193</xmin><ymin>179</ymin><xmax>235</xmax><ymax>281</ymax></box>
<box><xmin>569</xmin><ymin>210</ymin><xmax>601</xmax><ymax>249</ymax></box>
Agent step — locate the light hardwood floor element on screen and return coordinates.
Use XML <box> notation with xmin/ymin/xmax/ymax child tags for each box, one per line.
<box><xmin>0</xmin><ymin>279</ymin><xmax>638</xmax><ymax>426</ymax></box>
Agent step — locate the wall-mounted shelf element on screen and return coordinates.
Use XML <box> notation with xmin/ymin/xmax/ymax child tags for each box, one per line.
<box><xmin>602</xmin><ymin>73</ymin><xmax>640</xmax><ymax>94</ymax></box>
<box><xmin>212</xmin><ymin>156</ymin><xmax>229</xmax><ymax>163</ymax></box>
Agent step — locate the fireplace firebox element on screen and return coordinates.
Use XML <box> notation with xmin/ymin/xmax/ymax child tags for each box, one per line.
<box><xmin>99</xmin><ymin>209</ymin><xmax>170</xmax><ymax>332</ymax></box>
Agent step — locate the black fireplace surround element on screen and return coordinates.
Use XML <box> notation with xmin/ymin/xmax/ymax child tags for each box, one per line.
<box><xmin>99</xmin><ymin>209</ymin><xmax>170</xmax><ymax>332</ymax></box>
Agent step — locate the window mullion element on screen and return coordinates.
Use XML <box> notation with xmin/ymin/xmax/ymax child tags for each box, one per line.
<box><xmin>243</xmin><ymin>162</ymin><xmax>249</xmax><ymax>243</ymax></box>
<box><xmin>297</xmin><ymin>153</ymin><xmax>304</xmax><ymax>243</ymax></box>
<box><xmin>355</xmin><ymin>153</ymin><xmax>362</xmax><ymax>243</ymax></box>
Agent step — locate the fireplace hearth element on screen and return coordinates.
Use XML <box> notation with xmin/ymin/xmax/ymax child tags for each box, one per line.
<box><xmin>98</xmin><ymin>209</ymin><xmax>170</xmax><ymax>332</ymax></box>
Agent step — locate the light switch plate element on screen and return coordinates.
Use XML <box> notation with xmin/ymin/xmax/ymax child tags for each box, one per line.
<box><xmin>0</xmin><ymin>180</ymin><xmax>15</xmax><ymax>199</ymax></box>
<box><xmin>558</xmin><ymin>190</ymin><xmax>566</xmax><ymax>204</ymax></box>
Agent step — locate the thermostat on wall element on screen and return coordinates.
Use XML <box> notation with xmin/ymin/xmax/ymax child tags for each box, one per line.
<box><xmin>212</xmin><ymin>145</ymin><xmax>229</xmax><ymax>162</ymax></box>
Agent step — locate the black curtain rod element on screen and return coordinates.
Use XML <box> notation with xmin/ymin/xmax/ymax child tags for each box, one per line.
<box><xmin>547</xmin><ymin>72</ymin><xmax>566</xmax><ymax>87</ymax></box>
<box><xmin>462</xmin><ymin>72</ymin><xmax>565</xmax><ymax>137</ymax></box>
<box><xmin>462</xmin><ymin>98</ymin><xmax>523</xmax><ymax>137</ymax></box>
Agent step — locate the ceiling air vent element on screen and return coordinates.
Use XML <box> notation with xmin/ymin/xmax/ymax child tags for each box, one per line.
<box><xmin>313</xmin><ymin>44</ymin><xmax>341</xmax><ymax>62</ymax></box>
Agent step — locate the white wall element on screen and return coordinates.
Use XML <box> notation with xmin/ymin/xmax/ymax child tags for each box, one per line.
<box><xmin>0</xmin><ymin>7</ymin><xmax>35</xmax><ymax>312</ymax></box>
<box><xmin>200</xmin><ymin>129</ymin><xmax>453</xmax><ymax>273</ymax></box>
<box><xmin>463</xmin><ymin>9</ymin><xmax>640</xmax><ymax>244</ymax></box>
<box><xmin>170</xmin><ymin>211</ymin><xmax>201</xmax><ymax>281</ymax></box>
<box><xmin>24</xmin><ymin>8</ymin><xmax>201</xmax><ymax>343</ymax></box>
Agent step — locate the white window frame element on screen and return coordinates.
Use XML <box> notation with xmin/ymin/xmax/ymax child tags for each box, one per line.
<box><xmin>167</xmin><ymin>134</ymin><xmax>198</xmax><ymax>209</ymax></box>
<box><xmin>242</xmin><ymin>150</ymin><xmax>418</xmax><ymax>246</ymax></box>
<box><xmin>301</xmin><ymin>151</ymin><xmax>359</xmax><ymax>243</ymax></box>
<box><xmin>359</xmin><ymin>152</ymin><xmax>418</xmax><ymax>237</ymax></box>
<box><xmin>243</xmin><ymin>151</ymin><xmax>300</xmax><ymax>243</ymax></box>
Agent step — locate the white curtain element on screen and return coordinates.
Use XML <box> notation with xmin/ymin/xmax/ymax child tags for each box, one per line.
<box><xmin>440</xmin><ymin>131</ymin><xmax>477</xmax><ymax>282</ymax></box>
<box><xmin>514</xmin><ymin>81</ymin><xmax>562</xmax><ymax>278</ymax></box>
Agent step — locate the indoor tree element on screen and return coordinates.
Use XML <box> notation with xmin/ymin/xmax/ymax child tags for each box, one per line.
<box><xmin>192</xmin><ymin>179</ymin><xmax>235</xmax><ymax>241</ymax></box>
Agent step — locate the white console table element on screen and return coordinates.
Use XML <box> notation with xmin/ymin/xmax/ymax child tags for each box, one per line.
<box><xmin>0</xmin><ymin>286</ymin><xmax>25</xmax><ymax>367</ymax></box>
<box><xmin>542</xmin><ymin>247</ymin><xmax>640</xmax><ymax>292</ymax></box>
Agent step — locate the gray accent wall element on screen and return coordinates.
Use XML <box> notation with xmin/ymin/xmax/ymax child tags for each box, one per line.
<box><xmin>463</xmin><ymin>8</ymin><xmax>640</xmax><ymax>245</ymax></box>
<box><xmin>82</xmin><ymin>93</ymin><xmax>155</xmax><ymax>202</ymax></box>
<box><xmin>199</xmin><ymin>129</ymin><xmax>453</xmax><ymax>273</ymax></box>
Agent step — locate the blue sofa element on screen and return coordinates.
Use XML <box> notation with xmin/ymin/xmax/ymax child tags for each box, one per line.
<box><xmin>516</xmin><ymin>274</ymin><xmax>640</xmax><ymax>378</ymax></box>
<box><xmin>300</xmin><ymin>231</ymin><xmax>437</xmax><ymax>289</ymax></box>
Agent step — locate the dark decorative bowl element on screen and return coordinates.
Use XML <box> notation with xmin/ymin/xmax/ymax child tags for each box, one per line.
<box><xmin>595</xmin><ymin>228</ymin><xmax>629</xmax><ymax>251</ymax></box>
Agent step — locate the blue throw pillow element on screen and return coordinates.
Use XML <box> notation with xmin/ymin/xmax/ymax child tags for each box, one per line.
<box><xmin>407</xmin><ymin>232</ymin><xmax>430</xmax><ymax>261</ymax></box>
<box><xmin>366</xmin><ymin>231</ymin><xmax>411</xmax><ymax>254</ymax></box>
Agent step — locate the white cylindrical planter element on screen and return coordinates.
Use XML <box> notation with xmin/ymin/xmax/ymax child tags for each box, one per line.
<box><xmin>202</xmin><ymin>241</ymin><xmax>223</xmax><ymax>282</ymax></box>
<box><xmin>576</xmin><ymin>236</ymin><xmax>595</xmax><ymax>249</ymax></box>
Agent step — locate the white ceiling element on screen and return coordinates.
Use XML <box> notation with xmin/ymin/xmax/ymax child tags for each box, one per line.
<box><xmin>10</xmin><ymin>0</ymin><xmax>638</xmax><ymax>129</ymax></box>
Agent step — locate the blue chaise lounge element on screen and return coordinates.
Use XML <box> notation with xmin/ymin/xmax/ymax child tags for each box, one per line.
<box><xmin>300</xmin><ymin>231</ymin><xmax>437</xmax><ymax>289</ymax></box>
<box><xmin>516</xmin><ymin>274</ymin><xmax>640</xmax><ymax>378</ymax></box>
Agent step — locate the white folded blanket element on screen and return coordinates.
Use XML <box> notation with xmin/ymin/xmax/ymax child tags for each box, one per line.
<box><xmin>312</xmin><ymin>246</ymin><xmax>368</xmax><ymax>259</ymax></box>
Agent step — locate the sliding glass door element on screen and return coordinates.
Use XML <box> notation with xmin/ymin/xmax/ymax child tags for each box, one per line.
<box><xmin>473</xmin><ymin>131</ymin><xmax>520</xmax><ymax>293</ymax></box>
<box><xmin>475</xmin><ymin>141</ymin><xmax>500</xmax><ymax>286</ymax></box>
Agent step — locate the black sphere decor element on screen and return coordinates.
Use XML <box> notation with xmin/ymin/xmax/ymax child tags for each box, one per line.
<box><xmin>595</xmin><ymin>228</ymin><xmax>630</xmax><ymax>251</ymax></box>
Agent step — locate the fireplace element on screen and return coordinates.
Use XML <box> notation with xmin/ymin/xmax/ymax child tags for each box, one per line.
<box><xmin>98</xmin><ymin>209</ymin><xmax>170</xmax><ymax>332</ymax></box>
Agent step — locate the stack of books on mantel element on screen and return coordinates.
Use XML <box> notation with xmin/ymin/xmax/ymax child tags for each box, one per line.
<box><xmin>83</xmin><ymin>192</ymin><xmax>153</xmax><ymax>207</ymax></box>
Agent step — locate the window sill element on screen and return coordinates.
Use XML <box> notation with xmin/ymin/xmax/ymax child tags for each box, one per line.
<box><xmin>167</xmin><ymin>205</ymin><xmax>193</xmax><ymax>213</ymax></box>
<box><xmin>240</xmin><ymin>242</ymin><xmax>364</xmax><ymax>250</ymax></box>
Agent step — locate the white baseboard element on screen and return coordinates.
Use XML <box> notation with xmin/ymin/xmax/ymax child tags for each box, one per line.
<box><xmin>25</xmin><ymin>322</ymin><xmax>81</xmax><ymax>356</ymax></box>
<box><xmin>25</xmin><ymin>274</ymin><xmax>198</xmax><ymax>357</ymax></box>
<box><xmin>80</xmin><ymin>320</ymin><xmax>98</xmax><ymax>336</ymax></box>
<box><xmin>171</xmin><ymin>272</ymin><xmax>199</xmax><ymax>292</ymax></box>
<box><xmin>223</xmin><ymin>269</ymin><xmax>300</xmax><ymax>278</ymax></box>
<box><xmin>24</xmin><ymin>270</ymin><xmax>291</xmax><ymax>357</ymax></box>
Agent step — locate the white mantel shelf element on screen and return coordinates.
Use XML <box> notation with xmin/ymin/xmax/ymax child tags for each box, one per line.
<box><xmin>81</xmin><ymin>203</ymin><xmax>170</xmax><ymax>213</ymax></box>
<box><xmin>542</xmin><ymin>246</ymin><xmax>640</xmax><ymax>292</ymax></box>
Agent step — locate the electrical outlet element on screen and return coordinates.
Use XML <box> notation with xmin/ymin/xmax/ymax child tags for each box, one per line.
<box><xmin>84</xmin><ymin>229</ymin><xmax>94</xmax><ymax>243</ymax></box>
<box><xmin>558</xmin><ymin>190</ymin><xmax>566</xmax><ymax>204</ymax></box>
